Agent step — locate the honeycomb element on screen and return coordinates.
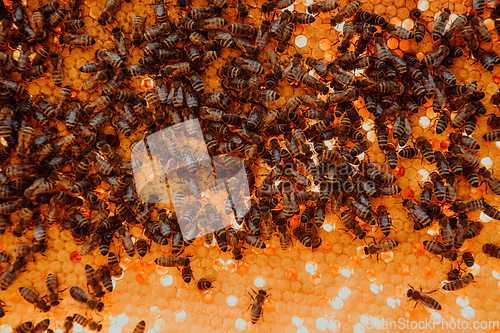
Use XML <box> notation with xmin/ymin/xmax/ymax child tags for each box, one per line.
<box><xmin>1</xmin><ymin>0</ymin><xmax>500</xmax><ymax>331</ymax></box>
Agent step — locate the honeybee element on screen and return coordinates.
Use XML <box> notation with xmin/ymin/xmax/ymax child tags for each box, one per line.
<box><xmin>98</xmin><ymin>0</ymin><xmax>119</xmax><ymax>25</ymax></box>
<box><xmin>464</xmin><ymin>220</ymin><xmax>484</xmax><ymax>239</ymax></box>
<box><xmin>133</xmin><ymin>321</ymin><xmax>146</xmax><ymax>333</ymax></box>
<box><xmin>32</xmin><ymin>319</ymin><xmax>51</xmax><ymax>333</ymax></box>
<box><xmin>483</xmin><ymin>131</ymin><xmax>500</xmax><ymax>141</ymax></box>
<box><xmin>443</xmin><ymin>14</ymin><xmax>468</xmax><ymax>41</ymax></box>
<box><xmin>307</xmin><ymin>0</ymin><xmax>338</xmax><ymax>13</ymax></box>
<box><xmin>449</xmin><ymin>144</ymin><xmax>478</xmax><ymax>168</ymax></box>
<box><xmin>483</xmin><ymin>243</ymin><xmax>500</xmax><ymax>259</ymax></box>
<box><xmin>422</xmin><ymin>44</ymin><xmax>449</xmax><ymax>67</ymax></box>
<box><xmin>117</xmin><ymin>226</ymin><xmax>135</xmax><ymax>257</ymax></box>
<box><xmin>478</xmin><ymin>167</ymin><xmax>500</xmax><ymax>195</ymax></box>
<box><xmin>85</xmin><ymin>265</ymin><xmax>104</xmax><ymax>297</ymax></box>
<box><xmin>14</xmin><ymin>242</ymin><xmax>46</xmax><ymax>257</ymax></box>
<box><xmin>432</xmin><ymin>8</ymin><xmax>450</xmax><ymax>41</ymax></box>
<box><xmin>364</xmin><ymin>240</ymin><xmax>399</xmax><ymax>258</ymax></box>
<box><xmin>162</xmin><ymin>62</ymin><xmax>192</xmax><ymax>78</ymax></box>
<box><xmin>238</xmin><ymin>230</ymin><xmax>266</xmax><ymax>249</ymax></box>
<box><xmin>155</xmin><ymin>256</ymin><xmax>190</xmax><ymax>267</ymax></box>
<box><xmin>19</xmin><ymin>287</ymin><xmax>50</xmax><ymax>312</ymax></box>
<box><xmin>15</xmin><ymin>322</ymin><xmax>33</xmax><ymax>333</ymax></box>
<box><xmin>256</xmin><ymin>20</ymin><xmax>271</xmax><ymax>49</ymax></box>
<box><xmin>197</xmin><ymin>279</ymin><xmax>213</xmax><ymax>291</ymax></box>
<box><xmin>407</xmin><ymin>286</ymin><xmax>442</xmax><ymax>310</ymax></box>
<box><xmin>59</xmin><ymin>34</ymin><xmax>96</xmax><ymax>46</ymax></box>
<box><xmin>403</xmin><ymin>199</ymin><xmax>431</xmax><ymax>230</ymax></box>
<box><xmin>44</xmin><ymin>273</ymin><xmax>61</xmax><ymax>306</ymax></box>
<box><xmin>424</xmin><ymin>240</ymin><xmax>457</xmax><ymax>261</ymax></box>
<box><xmin>46</xmin><ymin>9</ymin><xmax>67</xmax><ymax>31</ymax></box>
<box><xmin>461</xmin><ymin>251</ymin><xmax>475</xmax><ymax>268</ymax></box>
<box><xmin>442</xmin><ymin>273</ymin><xmax>474</xmax><ymax>291</ymax></box>
<box><xmin>130</xmin><ymin>15</ymin><xmax>145</xmax><ymax>45</ymax></box>
<box><xmin>107</xmin><ymin>252</ymin><xmax>123</xmax><ymax>277</ymax></box>
<box><xmin>291</xmin><ymin>11</ymin><xmax>315</xmax><ymax>24</ymax></box>
<box><xmin>96</xmin><ymin>49</ymin><xmax>124</xmax><ymax>69</ymax></box>
<box><xmin>340</xmin><ymin>211</ymin><xmax>365</xmax><ymax>239</ymax></box>
<box><xmin>228</xmin><ymin>23</ymin><xmax>256</xmax><ymax>39</ymax></box>
<box><xmin>24</xmin><ymin>46</ymin><xmax>45</xmax><ymax>68</ymax></box>
<box><xmin>70</xmin><ymin>286</ymin><xmax>104</xmax><ymax>311</ymax></box>
<box><xmin>327</xmin><ymin>88</ymin><xmax>360</xmax><ymax>104</ymax></box>
<box><xmin>329</xmin><ymin>64</ymin><xmax>355</xmax><ymax>86</ymax></box>
<box><xmin>333</xmin><ymin>1</ymin><xmax>361</xmax><ymax>24</ymax></box>
<box><xmin>276</xmin><ymin>23</ymin><xmax>294</xmax><ymax>53</ymax></box>
<box><xmin>248</xmin><ymin>288</ymin><xmax>270</xmax><ymax>324</ymax></box>
<box><xmin>373</xmin><ymin>33</ymin><xmax>392</xmax><ymax>62</ymax></box>
<box><xmin>385</xmin><ymin>24</ymin><xmax>414</xmax><ymax>39</ymax></box>
<box><xmin>415</xmin><ymin>136</ymin><xmax>434</xmax><ymax>162</ymax></box>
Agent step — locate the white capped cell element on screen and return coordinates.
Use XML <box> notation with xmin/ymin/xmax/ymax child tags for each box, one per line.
<box><xmin>297</xmin><ymin>326</ymin><xmax>308</xmax><ymax>333</ymax></box>
<box><xmin>481</xmin><ymin>157</ymin><xmax>493</xmax><ymax>169</ymax></box>
<box><xmin>417</xmin><ymin>169</ymin><xmax>429</xmax><ymax>182</ymax></box>
<box><xmin>360</xmin><ymin>316</ymin><xmax>370</xmax><ymax>325</ymax></box>
<box><xmin>153</xmin><ymin>319</ymin><xmax>164</xmax><ymax>332</ymax></box>
<box><xmin>461</xmin><ymin>306</ymin><xmax>475</xmax><ymax>320</ymax></box>
<box><xmin>316</xmin><ymin>318</ymin><xmax>328</xmax><ymax>331</ymax></box>
<box><xmin>367</xmin><ymin>130</ymin><xmax>377</xmax><ymax>143</ymax></box>
<box><xmin>480</xmin><ymin>212</ymin><xmax>492</xmax><ymax>223</ymax></box>
<box><xmin>174</xmin><ymin>310</ymin><xmax>186</xmax><ymax>323</ymax></box>
<box><xmin>371</xmin><ymin>317</ymin><xmax>382</xmax><ymax>329</ymax></box>
<box><xmin>353</xmin><ymin>323</ymin><xmax>365</xmax><ymax>333</ymax></box>
<box><xmin>329</xmin><ymin>320</ymin><xmax>340</xmax><ymax>332</ymax></box>
<box><xmin>0</xmin><ymin>326</ymin><xmax>12</xmax><ymax>333</ymax></box>
<box><xmin>341</xmin><ymin>268</ymin><xmax>352</xmax><ymax>278</ymax></box>
<box><xmin>339</xmin><ymin>287</ymin><xmax>351</xmax><ymax>300</ymax></box>
<box><xmin>295</xmin><ymin>35</ymin><xmax>308</xmax><ymax>48</ymax></box>
<box><xmin>456</xmin><ymin>295</ymin><xmax>470</xmax><ymax>307</ymax></box>
<box><xmin>431</xmin><ymin>312</ymin><xmax>442</xmax><ymax>323</ymax></box>
<box><xmin>214</xmin><ymin>258</ymin><xmax>226</xmax><ymax>271</ymax></box>
<box><xmin>292</xmin><ymin>317</ymin><xmax>304</xmax><ymax>327</ymax></box>
<box><xmin>305</xmin><ymin>262</ymin><xmax>317</xmax><ymax>274</ymax></box>
<box><xmin>331</xmin><ymin>297</ymin><xmax>343</xmax><ymax>310</ymax></box>
<box><xmin>117</xmin><ymin>314</ymin><xmax>129</xmax><ymax>327</ymax></box>
<box><xmin>160</xmin><ymin>275</ymin><xmax>173</xmax><ymax>287</ymax></box>
<box><xmin>150</xmin><ymin>307</ymin><xmax>161</xmax><ymax>320</ymax></box>
<box><xmin>254</xmin><ymin>276</ymin><xmax>266</xmax><ymax>288</ymax></box>
<box><xmin>235</xmin><ymin>319</ymin><xmax>247</xmax><ymax>331</ymax></box>
<box><xmin>323</xmin><ymin>224</ymin><xmax>333</xmax><ymax>232</ymax></box>
<box><xmin>109</xmin><ymin>325</ymin><xmax>122</xmax><ymax>333</ymax></box>
<box><xmin>387</xmin><ymin>297</ymin><xmax>400</xmax><ymax>308</ymax></box>
<box><xmin>227</xmin><ymin>296</ymin><xmax>238</xmax><ymax>307</ymax></box>
<box><xmin>417</xmin><ymin>0</ymin><xmax>429</xmax><ymax>12</ymax></box>
<box><xmin>419</xmin><ymin>116</ymin><xmax>431</xmax><ymax>128</ymax></box>
<box><xmin>362</xmin><ymin>119</ymin><xmax>374</xmax><ymax>131</ymax></box>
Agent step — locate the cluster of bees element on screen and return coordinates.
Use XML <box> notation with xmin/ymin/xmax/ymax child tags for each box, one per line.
<box><xmin>0</xmin><ymin>0</ymin><xmax>500</xmax><ymax>328</ymax></box>
<box><xmin>10</xmin><ymin>318</ymin><xmax>145</xmax><ymax>333</ymax></box>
